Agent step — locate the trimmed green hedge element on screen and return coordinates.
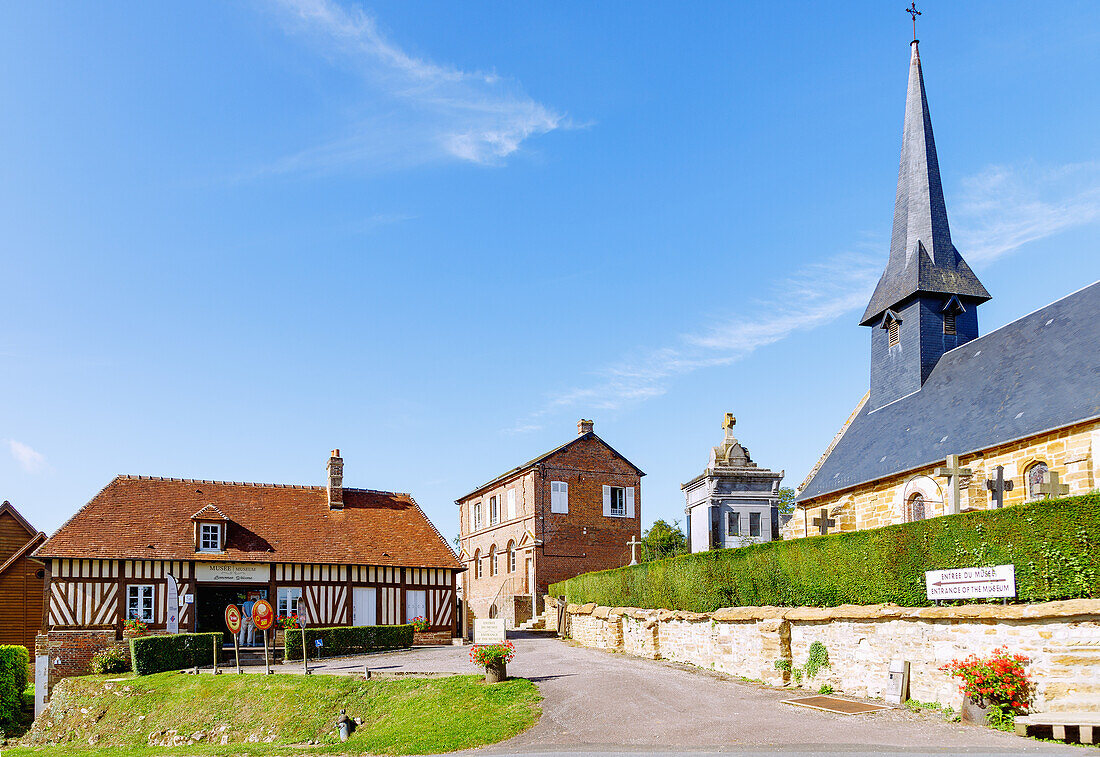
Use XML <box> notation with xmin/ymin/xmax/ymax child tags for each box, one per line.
<box><xmin>130</xmin><ymin>633</ymin><xmax>222</xmax><ymax>676</ymax></box>
<box><xmin>0</xmin><ymin>645</ymin><xmax>29</xmax><ymax>736</ymax></box>
<box><xmin>551</xmin><ymin>496</ymin><xmax>1100</xmax><ymax>611</ymax></box>
<box><xmin>284</xmin><ymin>624</ymin><xmax>414</xmax><ymax>661</ymax></box>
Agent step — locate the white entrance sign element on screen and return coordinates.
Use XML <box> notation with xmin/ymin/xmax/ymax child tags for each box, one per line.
<box><xmin>473</xmin><ymin>618</ymin><xmax>506</xmax><ymax>644</ymax></box>
<box><xmin>925</xmin><ymin>564</ymin><xmax>1016</xmax><ymax>600</ymax></box>
<box><xmin>195</xmin><ymin>562</ymin><xmax>270</xmax><ymax>583</ymax></box>
<box><xmin>165</xmin><ymin>574</ymin><xmax>180</xmax><ymax>634</ymax></box>
<box><xmin>34</xmin><ymin>655</ymin><xmax>48</xmax><ymax>717</ymax></box>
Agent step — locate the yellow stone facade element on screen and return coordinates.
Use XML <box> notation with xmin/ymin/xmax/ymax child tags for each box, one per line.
<box><xmin>784</xmin><ymin>418</ymin><xmax>1100</xmax><ymax>539</ymax></box>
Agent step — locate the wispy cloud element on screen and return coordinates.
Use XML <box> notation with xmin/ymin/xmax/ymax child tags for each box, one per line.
<box><xmin>263</xmin><ymin>0</ymin><xmax>566</xmax><ymax>173</ymax></box>
<box><xmin>508</xmin><ymin>161</ymin><xmax>1100</xmax><ymax>431</ymax></box>
<box><xmin>6</xmin><ymin>440</ymin><xmax>46</xmax><ymax>474</ymax></box>
<box><xmin>953</xmin><ymin>161</ymin><xmax>1100</xmax><ymax>264</ymax></box>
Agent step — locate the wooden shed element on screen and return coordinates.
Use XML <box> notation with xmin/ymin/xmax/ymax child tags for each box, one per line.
<box><xmin>0</xmin><ymin>501</ymin><xmax>47</xmax><ymax>653</ymax></box>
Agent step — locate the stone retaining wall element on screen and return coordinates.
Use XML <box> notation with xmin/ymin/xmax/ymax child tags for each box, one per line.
<box><xmin>548</xmin><ymin>597</ymin><xmax>1100</xmax><ymax>713</ymax></box>
<box><xmin>35</xmin><ymin>630</ymin><xmax>128</xmax><ymax>696</ymax></box>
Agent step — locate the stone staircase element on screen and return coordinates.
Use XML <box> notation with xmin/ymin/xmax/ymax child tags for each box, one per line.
<box><xmin>515</xmin><ymin>616</ymin><xmax>550</xmax><ymax>633</ymax></box>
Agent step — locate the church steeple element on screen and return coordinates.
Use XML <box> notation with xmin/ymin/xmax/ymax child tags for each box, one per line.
<box><xmin>863</xmin><ymin>32</ymin><xmax>991</xmax><ymax>412</ymax></box>
<box><xmin>860</xmin><ymin>40</ymin><xmax>990</xmax><ymax>327</ymax></box>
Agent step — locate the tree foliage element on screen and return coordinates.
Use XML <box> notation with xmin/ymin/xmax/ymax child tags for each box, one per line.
<box><xmin>641</xmin><ymin>519</ymin><xmax>688</xmax><ymax>562</ymax></box>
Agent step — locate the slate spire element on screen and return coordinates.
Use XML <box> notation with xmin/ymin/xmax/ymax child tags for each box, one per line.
<box><xmin>860</xmin><ymin>40</ymin><xmax>990</xmax><ymax>327</ymax></box>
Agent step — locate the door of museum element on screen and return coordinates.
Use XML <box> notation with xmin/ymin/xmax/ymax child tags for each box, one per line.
<box><xmin>195</xmin><ymin>585</ymin><xmax>268</xmax><ymax>643</ymax></box>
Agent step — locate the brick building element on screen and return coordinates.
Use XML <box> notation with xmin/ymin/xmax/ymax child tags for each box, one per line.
<box><xmin>0</xmin><ymin>501</ymin><xmax>46</xmax><ymax>656</ymax></box>
<box><xmin>786</xmin><ymin>38</ymin><xmax>1100</xmax><ymax>538</ymax></box>
<box><xmin>33</xmin><ymin>450</ymin><xmax>461</xmax><ymax>691</ymax></box>
<box><xmin>456</xmin><ymin>420</ymin><xmax>643</xmax><ymax>629</ymax></box>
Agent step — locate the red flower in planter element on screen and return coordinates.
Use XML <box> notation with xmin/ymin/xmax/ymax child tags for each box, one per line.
<box><xmin>470</xmin><ymin>641</ymin><xmax>515</xmax><ymax>668</ymax></box>
<box><xmin>940</xmin><ymin>646</ymin><xmax>1032</xmax><ymax>712</ymax></box>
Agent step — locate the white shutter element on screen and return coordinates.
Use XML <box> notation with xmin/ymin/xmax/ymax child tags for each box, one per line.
<box><xmin>561</xmin><ymin>481</ymin><xmax>568</xmax><ymax>513</ymax></box>
<box><xmin>507</xmin><ymin>489</ymin><xmax>516</xmax><ymax>519</ymax></box>
<box><xmin>602</xmin><ymin>485</ymin><xmax>612</xmax><ymax>517</ymax></box>
<box><xmin>625</xmin><ymin>487</ymin><xmax>635</xmax><ymax>518</ymax></box>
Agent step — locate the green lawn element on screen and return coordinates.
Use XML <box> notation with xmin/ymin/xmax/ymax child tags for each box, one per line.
<box><xmin>11</xmin><ymin>672</ymin><xmax>540</xmax><ymax>756</ymax></box>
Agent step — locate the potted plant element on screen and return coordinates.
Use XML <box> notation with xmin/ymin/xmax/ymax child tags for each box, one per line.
<box><xmin>940</xmin><ymin>646</ymin><xmax>1032</xmax><ymax>728</ymax></box>
<box><xmin>470</xmin><ymin>641</ymin><xmax>516</xmax><ymax>684</ymax></box>
<box><xmin>123</xmin><ymin>617</ymin><xmax>148</xmax><ymax>639</ymax></box>
<box><xmin>275</xmin><ymin>614</ymin><xmax>300</xmax><ymax>646</ymax></box>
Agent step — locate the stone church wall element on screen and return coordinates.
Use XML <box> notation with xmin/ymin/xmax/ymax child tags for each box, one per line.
<box><xmin>550</xmin><ymin>597</ymin><xmax>1100</xmax><ymax>714</ymax></box>
<box><xmin>786</xmin><ymin>419</ymin><xmax>1100</xmax><ymax>539</ymax></box>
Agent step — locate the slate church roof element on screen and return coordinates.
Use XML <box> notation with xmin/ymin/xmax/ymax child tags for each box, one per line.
<box><xmin>798</xmin><ymin>281</ymin><xmax>1100</xmax><ymax>502</ymax></box>
<box><xmin>860</xmin><ymin>41</ymin><xmax>989</xmax><ymax>327</ymax></box>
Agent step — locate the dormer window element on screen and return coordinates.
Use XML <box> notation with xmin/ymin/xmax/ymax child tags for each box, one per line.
<box><xmin>942</xmin><ymin>295</ymin><xmax>965</xmax><ymax>336</ymax></box>
<box><xmin>199</xmin><ymin>523</ymin><xmax>222</xmax><ymax>552</ymax></box>
<box><xmin>879</xmin><ymin>310</ymin><xmax>901</xmax><ymax>348</ymax></box>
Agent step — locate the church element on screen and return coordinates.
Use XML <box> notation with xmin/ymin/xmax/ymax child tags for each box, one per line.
<box><xmin>785</xmin><ymin>36</ymin><xmax>1100</xmax><ymax>538</ymax></box>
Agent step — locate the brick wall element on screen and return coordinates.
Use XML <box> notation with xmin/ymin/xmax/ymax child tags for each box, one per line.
<box><xmin>35</xmin><ymin>630</ymin><xmax>127</xmax><ymax>696</ymax></box>
<box><xmin>412</xmin><ymin>630</ymin><xmax>453</xmax><ymax>646</ymax></box>
<box><xmin>551</xmin><ymin>596</ymin><xmax>1100</xmax><ymax>713</ymax></box>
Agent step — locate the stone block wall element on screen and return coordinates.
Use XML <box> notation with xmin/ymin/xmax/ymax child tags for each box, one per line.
<box><xmin>35</xmin><ymin>630</ymin><xmax>127</xmax><ymax>696</ymax></box>
<box><xmin>547</xmin><ymin>597</ymin><xmax>1100</xmax><ymax>713</ymax></box>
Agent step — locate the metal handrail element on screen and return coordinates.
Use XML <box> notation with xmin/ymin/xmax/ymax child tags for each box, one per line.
<box><xmin>487</xmin><ymin>572</ymin><xmax>527</xmax><ymax>625</ymax></box>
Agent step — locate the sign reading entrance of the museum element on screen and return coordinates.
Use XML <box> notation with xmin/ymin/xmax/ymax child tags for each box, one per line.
<box><xmin>473</xmin><ymin>619</ymin><xmax>506</xmax><ymax>644</ymax></box>
<box><xmin>196</xmin><ymin>562</ymin><xmax>270</xmax><ymax>583</ymax></box>
<box><xmin>925</xmin><ymin>564</ymin><xmax>1016</xmax><ymax>600</ymax></box>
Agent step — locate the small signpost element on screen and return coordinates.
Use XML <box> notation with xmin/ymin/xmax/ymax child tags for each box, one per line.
<box><xmin>225</xmin><ymin>604</ymin><xmax>243</xmax><ymax>675</ymax></box>
<box><xmin>925</xmin><ymin>564</ymin><xmax>1016</xmax><ymax>601</ymax></box>
<box><xmin>299</xmin><ymin>604</ymin><xmax>310</xmax><ymax>676</ymax></box>
<box><xmin>252</xmin><ymin>599</ymin><xmax>275</xmax><ymax>675</ymax></box>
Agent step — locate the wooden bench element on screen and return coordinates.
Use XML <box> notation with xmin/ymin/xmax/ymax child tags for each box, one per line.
<box><xmin>1014</xmin><ymin>712</ymin><xmax>1100</xmax><ymax>744</ymax></box>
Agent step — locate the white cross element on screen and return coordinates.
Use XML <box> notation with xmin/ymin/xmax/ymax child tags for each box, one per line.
<box><xmin>627</xmin><ymin>536</ymin><xmax>643</xmax><ymax>565</ymax></box>
<box><xmin>934</xmin><ymin>454</ymin><xmax>972</xmax><ymax>515</ymax></box>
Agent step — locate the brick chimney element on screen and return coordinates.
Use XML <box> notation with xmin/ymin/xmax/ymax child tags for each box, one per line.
<box><xmin>578</xmin><ymin>419</ymin><xmax>594</xmax><ymax>436</ymax></box>
<box><xmin>327</xmin><ymin>449</ymin><xmax>344</xmax><ymax>509</ymax></box>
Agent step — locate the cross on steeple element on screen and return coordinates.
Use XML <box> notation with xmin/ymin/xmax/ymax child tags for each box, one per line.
<box><xmin>811</xmin><ymin>508</ymin><xmax>836</xmax><ymax>535</ymax></box>
<box><xmin>984</xmin><ymin>465</ymin><xmax>1015</xmax><ymax>509</ymax></box>
<box><xmin>627</xmin><ymin>535</ymin><xmax>643</xmax><ymax>565</ymax></box>
<box><xmin>934</xmin><ymin>454</ymin><xmax>972</xmax><ymax>515</ymax></box>
<box><xmin>1037</xmin><ymin>469</ymin><xmax>1069</xmax><ymax>499</ymax></box>
<box><xmin>906</xmin><ymin>2</ymin><xmax>921</xmax><ymax>42</ymax></box>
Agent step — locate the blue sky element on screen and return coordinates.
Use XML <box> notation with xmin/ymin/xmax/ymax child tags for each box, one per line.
<box><xmin>3</xmin><ymin>1</ymin><xmax>1099</xmax><ymax>543</ymax></box>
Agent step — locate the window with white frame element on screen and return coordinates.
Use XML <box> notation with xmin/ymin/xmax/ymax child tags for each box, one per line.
<box><xmin>506</xmin><ymin>489</ymin><xmax>516</xmax><ymax>519</ymax></box>
<box><xmin>473</xmin><ymin>550</ymin><xmax>482</xmax><ymax>579</ymax></box>
<box><xmin>608</xmin><ymin>487</ymin><xmax>625</xmax><ymax>516</ymax></box>
<box><xmin>550</xmin><ymin>481</ymin><xmax>569</xmax><ymax>513</ymax></box>
<box><xmin>727</xmin><ymin>511</ymin><xmax>740</xmax><ymax>536</ymax></box>
<box><xmin>489</xmin><ymin>545</ymin><xmax>497</xmax><ymax>576</ymax></box>
<box><xmin>278</xmin><ymin>587</ymin><xmax>302</xmax><ymax>618</ymax></box>
<box><xmin>199</xmin><ymin>523</ymin><xmax>221</xmax><ymax>552</ymax></box>
<box><xmin>473</xmin><ymin>502</ymin><xmax>482</xmax><ymax>530</ymax></box>
<box><xmin>127</xmin><ymin>585</ymin><xmax>154</xmax><ymax>622</ymax></box>
<box><xmin>489</xmin><ymin>496</ymin><xmax>499</xmax><ymax>524</ymax></box>
<box><xmin>507</xmin><ymin>540</ymin><xmax>516</xmax><ymax>573</ymax></box>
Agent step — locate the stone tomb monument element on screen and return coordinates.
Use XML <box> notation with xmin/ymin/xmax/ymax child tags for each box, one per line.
<box><xmin>682</xmin><ymin>414</ymin><xmax>785</xmax><ymax>552</ymax></box>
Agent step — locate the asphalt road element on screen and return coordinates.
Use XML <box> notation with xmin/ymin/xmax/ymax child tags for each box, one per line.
<box><xmin>307</xmin><ymin>633</ymin><xmax>1081</xmax><ymax>755</ymax></box>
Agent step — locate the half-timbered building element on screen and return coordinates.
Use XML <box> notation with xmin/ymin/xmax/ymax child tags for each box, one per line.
<box><xmin>33</xmin><ymin>451</ymin><xmax>461</xmax><ymax>642</ymax></box>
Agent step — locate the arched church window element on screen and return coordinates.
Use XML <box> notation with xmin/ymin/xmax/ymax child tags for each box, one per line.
<box><xmin>1027</xmin><ymin>462</ymin><xmax>1049</xmax><ymax>501</ymax></box>
<box><xmin>906</xmin><ymin>492</ymin><xmax>927</xmax><ymax>522</ymax></box>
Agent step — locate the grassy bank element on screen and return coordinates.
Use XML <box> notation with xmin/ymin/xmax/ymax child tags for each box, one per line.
<box><xmin>551</xmin><ymin>496</ymin><xmax>1100</xmax><ymax>610</ymax></box>
<box><xmin>12</xmin><ymin>672</ymin><xmax>540</xmax><ymax>756</ymax></box>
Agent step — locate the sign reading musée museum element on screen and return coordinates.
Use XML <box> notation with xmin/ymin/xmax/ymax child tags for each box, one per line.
<box><xmin>196</xmin><ymin>561</ymin><xmax>270</xmax><ymax>583</ymax></box>
<box><xmin>925</xmin><ymin>564</ymin><xmax>1016</xmax><ymax>600</ymax></box>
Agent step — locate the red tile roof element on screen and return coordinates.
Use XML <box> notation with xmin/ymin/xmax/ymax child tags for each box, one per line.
<box><xmin>35</xmin><ymin>476</ymin><xmax>460</xmax><ymax>569</ymax></box>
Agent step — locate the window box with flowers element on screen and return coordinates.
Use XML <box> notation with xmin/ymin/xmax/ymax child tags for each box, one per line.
<box><xmin>470</xmin><ymin>641</ymin><xmax>516</xmax><ymax>684</ymax></box>
<box><xmin>122</xmin><ymin>617</ymin><xmax>149</xmax><ymax>640</ymax></box>
<box><xmin>941</xmin><ymin>646</ymin><xmax>1032</xmax><ymax>730</ymax></box>
<box><xmin>275</xmin><ymin>615</ymin><xmax>300</xmax><ymax>646</ymax></box>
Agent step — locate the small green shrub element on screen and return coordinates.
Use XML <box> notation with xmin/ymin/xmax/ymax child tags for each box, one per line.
<box><xmin>804</xmin><ymin>641</ymin><xmax>829</xmax><ymax>679</ymax></box>
<box><xmin>551</xmin><ymin>497</ymin><xmax>1100</xmax><ymax>610</ymax></box>
<box><xmin>773</xmin><ymin>659</ymin><xmax>792</xmax><ymax>673</ymax></box>
<box><xmin>0</xmin><ymin>645</ymin><xmax>30</xmax><ymax>736</ymax></box>
<box><xmin>130</xmin><ymin>633</ymin><xmax>221</xmax><ymax>675</ymax></box>
<box><xmin>90</xmin><ymin>647</ymin><xmax>129</xmax><ymax>675</ymax></box>
<box><xmin>284</xmin><ymin>624</ymin><xmax>414</xmax><ymax>661</ymax></box>
<box><xmin>818</xmin><ymin>684</ymin><xmax>834</xmax><ymax>695</ymax></box>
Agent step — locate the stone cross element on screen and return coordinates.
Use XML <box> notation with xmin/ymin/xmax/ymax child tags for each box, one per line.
<box><xmin>811</xmin><ymin>508</ymin><xmax>835</xmax><ymax>535</ymax></box>
<box><xmin>1037</xmin><ymin>469</ymin><xmax>1069</xmax><ymax>499</ymax></box>
<box><xmin>627</xmin><ymin>535</ymin><xmax>643</xmax><ymax>565</ymax></box>
<box><xmin>984</xmin><ymin>465</ymin><xmax>1014</xmax><ymax>508</ymax></box>
<box><xmin>934</xmin><ymin>454</ymin><xmax>972</xmax><ymax>515</ymax></box>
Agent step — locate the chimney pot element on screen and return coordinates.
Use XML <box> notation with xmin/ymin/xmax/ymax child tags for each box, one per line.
<box><xmin>327</xmin><ymin>450</ymin><xmax>344</xmax><ymax>509</ymax></box>
<box><xmin>578</xmin><ymin>419</ymin><xmax>594</xmax><ymax>436</ymax></box>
